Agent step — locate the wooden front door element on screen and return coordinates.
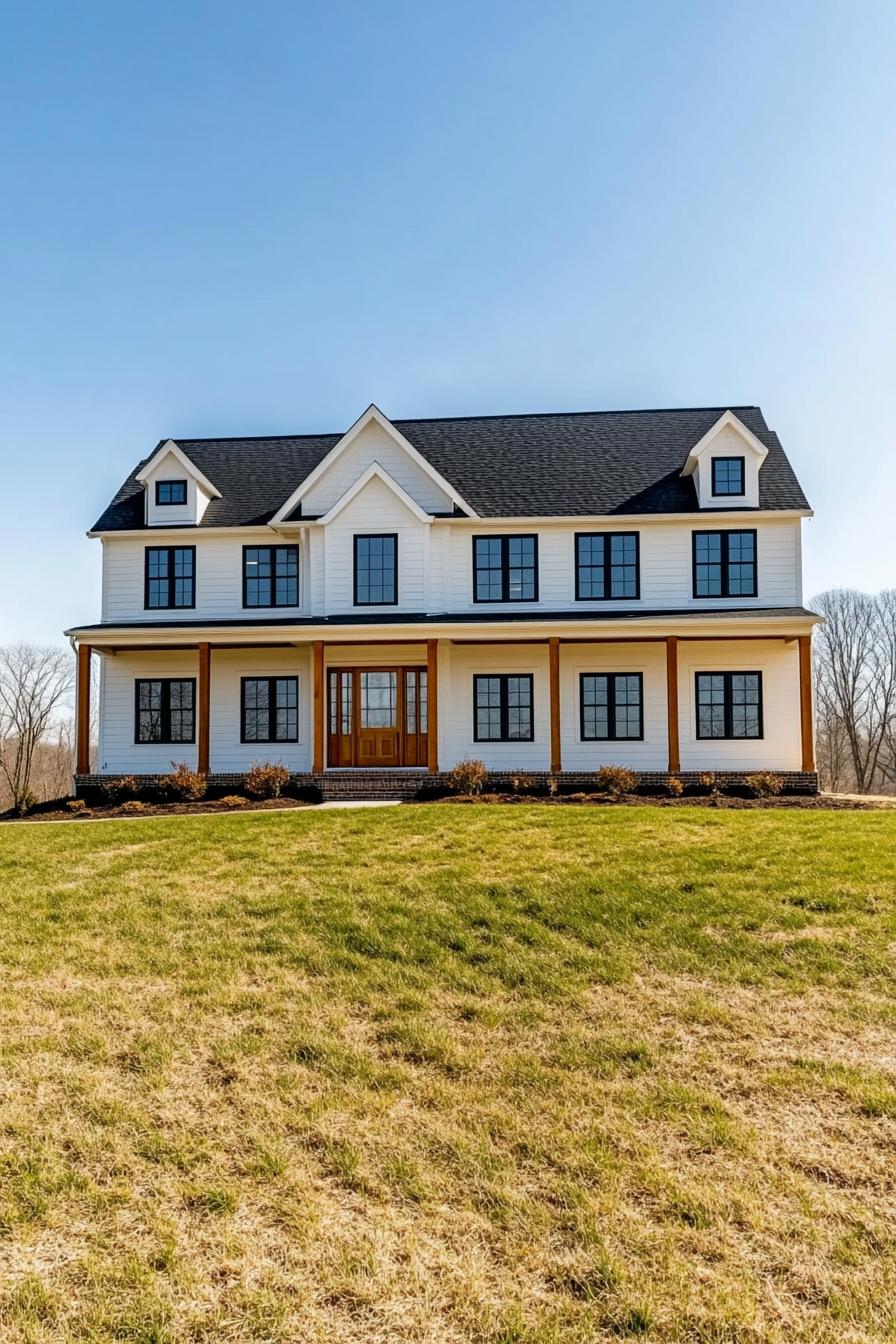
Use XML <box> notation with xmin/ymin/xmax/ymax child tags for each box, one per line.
<box><xmin>328</xmin><ymin>667</ymin><xmax>428</xmax><ymax>767</ymax></box>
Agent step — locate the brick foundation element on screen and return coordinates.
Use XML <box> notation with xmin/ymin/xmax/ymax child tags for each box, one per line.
<box><xmin>75</xmin><ymin>768</ymin><xmax>820</xmax><ymax>801</ymax></box>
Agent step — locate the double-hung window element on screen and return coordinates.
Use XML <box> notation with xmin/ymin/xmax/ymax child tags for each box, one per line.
<box><xmin>473</xmin><ymin>535</ymin><xmax>538</xmax><ymax>602</ymax></box>
<box><xmin>243</xmin><ymin>546</ymin><xmax>298</xmax><ymax>607</ymax></box>
<box><xmin>155</xmin><ymin>480</ymin><xmax>187</xmax><ymax>505</ymax></box>
<box><xmin>145</xmin><ymin>546</ymin><xmax>195</xmax><ymax>609</ymax></box>
<box><xmin>241</xmin><ymin>677</ymin><xmax>299</xmax><ymax>743</ymax></box>
<box><xmin>693</xmin><ymin>530</ymin><xmax>756</xmax><ymax>598</ymax></box>
<box><xmin>580</xmin><ymin>673</ymin><xmax>643</xmax><ymax>740</ymax></box>
<box><xmin>135</xmin><ymin>679</ymin><xmax>195</xmax><ymax>743</ymax></box>
<box><xmin>575</xmin><ymin>533</ymin><xmax>639</xmax><ymax>600</ymax></box>
<box><xmin>354</xmin><ymin>534</ymin><xmax>397</xmax><ymax>605</ymax></box>
<box><xmin>473</xmin><ymin>674</ymin><xmax>534</xmax><ymax>742</ymax></box>
<box><xmin>711</xmin><ymin>457</ymin><xmax>745</xmax><ymax>496</ymax></box>
<box><xmin>695</xmin><ymin>672</ymin><xmax>763</xmax><ymax>739</ymax></box>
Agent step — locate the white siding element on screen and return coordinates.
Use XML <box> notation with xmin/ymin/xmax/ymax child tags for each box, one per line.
<box><xmin>302</xmin><ymin>421</ymin><xmax>453</xmax><ymax>516</ymax></box>
<box><xmin>441</xmin><ymin>643</ymin><xmax>552</xmax><ymax>771</ymax></box>
<box><xmin>102</xmin><ymin>533</ymin><xmax>310</xmax><ymax>622</ymax></box>
<box><xmin>561</xmin><ymin>643</ymin><xmax>668</xmax><ymax>770</ymax></box>
<box><xmin>693</xmin><ymin>424</ymin><xmax>762</xmax><ymax>509</ymax></box>
<box><xmin>99</xmin><ymin>649</ymin><xmax>200</xmax><ymax>774</ymax></box>
<box><xmin>322</xmin><ymin>477</ymin><xmax>429</xmax><ymax>613</ymax></box>
<box><xmin>208</xmin><ymin>648</ymin><xmax>311</xmax><ymax>773</ymax></box>
<box><xmin>678</xmin><ymin>639</ymin><xmax>801</xmax><ymax>771</ymax></box>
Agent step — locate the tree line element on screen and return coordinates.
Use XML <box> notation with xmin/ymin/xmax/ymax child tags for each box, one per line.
<box><xmin>1</xmin><ymin>597</ymin><xmax>894</xmax><ymax>811</ymax></box>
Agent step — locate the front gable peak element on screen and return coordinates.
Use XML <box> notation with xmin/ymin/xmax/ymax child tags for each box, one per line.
<box><xmin>271</xmin><ymin>405</ymin><xmax>476</xmax><ymax>523</ymax></box>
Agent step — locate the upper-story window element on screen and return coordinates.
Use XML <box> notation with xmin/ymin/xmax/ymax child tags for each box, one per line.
<box><xmin>473</xmin><ymin>535</ymin><xmax>538</xmax><ymax>602</ymax></box>
<box><xmin>354</xmin><ymin>534</ymin><xmax>397</xmax><ymax>605</ymax></box>
<box><xmin>145</xmin><ymin>546</ymin><xmax>195</xmax><ymax>609</ymax></box>
<box><xmin>155</xmin><ymin>480</ymin><xmax>187</xmax><ymax>506</ymax></box>
<box><xmin>711</xmin><ymin>457</ymin><xmax>745</xmax><ymax>496</ymax></box>
<box><xmin>575</xmin><ymin>533</ymin><xmax>639</xmax><ymax>600</ymax></box>
<box><xmin>693</xmin><ymin>530</ymin><xmax>756</xmax><ymax>598</ymax></box>
<box><xmin>243</xmin><ymin>546</ymin><xmax>298</xmax><ymax>608</ymax></box>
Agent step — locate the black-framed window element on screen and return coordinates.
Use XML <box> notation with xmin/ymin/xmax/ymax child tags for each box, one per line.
<box><xmin>135</xmin><ymin>679</ymin><xmax>195</xmax><ymax>743</ymax></box>
<box><xmin>353</xmin><ymin>534</ymin><xmax>397</xmax><ymax>605</ymax></box>
<box><xmin>695</xmin><ymin>672</ymin><xmax>763</xmax><ymax>739</ymax></box>
<box><xmin>473</xmin><ymin>674</ymin><xmax>534</xmax><ymax>741</ymax></box>
<box><xmin>243</xmin><ymin>546</ymin><xmax>298</xmax><ymax>608</ymax></box>
<box><xmin>145</xmin><ymin>546</ymin><xmax>195</xmax><ymax>609</ymax></box>
<box><xmin>580</xmin><ymin>673</ymin><xmax>643</xmax><ymax>740</ymax></box>
<box><xmin>241</xmin><ymin>677</ymin><xmax>298</xmax><ymax>743</ymax></box>
<box><xmin>154</xmin><ymin>479</ymin><xmax>187</xmax><ymax>506</ymax></box>
<box><xmin>692</xmin><ymin>530</ymin><xmax>756</xmax><ymax>598</ymax></box>
<box><xmin>575</xmin><ymin>532</ymin><xmax>640</xmax><ymax>600</ymax></box>
<box><xmin>711</xmin><ymin>457</ymin><xmax>745</xmax><ymax>496</ymax></box>
<box><xmin>473</xmin><ymin>535</ymin><xmax>538</xmax><ymax>602</ymax></box>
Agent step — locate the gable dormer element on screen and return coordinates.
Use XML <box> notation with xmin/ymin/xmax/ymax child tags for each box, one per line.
<box><xmin>137</xmin><ymin>441</ymin><xmax>221</xmax><ymax>527</ymax></box>
<box><xmin>271</xmin><ymin>405</ymin><xmax>475</xmax><ymax>522</ymax></box>
<box><xmin>680</xmin><ymin>411</ymin><xmax>769</xmax><ymax>510</ymax></box>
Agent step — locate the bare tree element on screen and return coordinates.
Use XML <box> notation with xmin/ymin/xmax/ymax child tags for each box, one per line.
<box><xmin>0</xmin><ymin>644</ymin><xmax>74</xmax><ymax>813</ymax></box>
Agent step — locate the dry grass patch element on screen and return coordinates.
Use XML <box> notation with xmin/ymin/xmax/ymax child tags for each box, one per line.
<box><xmin>0</xmin><ymin>807</ymin><xmax>894</xmax><ymax>1341</ymax></box>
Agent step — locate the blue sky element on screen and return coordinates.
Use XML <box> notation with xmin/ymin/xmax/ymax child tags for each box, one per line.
<box><xmin>1</xmin><ymin>0</ymin><xmax>894</xmax><ymax>645</ymax></box>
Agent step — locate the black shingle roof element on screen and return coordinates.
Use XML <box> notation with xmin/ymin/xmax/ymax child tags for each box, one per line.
<box><xmin>91</xmin><ymin>406</ymin><xmax>809</xmax><ymax>531</ymax></box>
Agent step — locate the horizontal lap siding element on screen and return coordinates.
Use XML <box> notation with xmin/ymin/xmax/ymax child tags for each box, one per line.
<box><xmin>678</xmin><ymin>639</ymin><xmax>801</xmax><ymax>771</ymax></box>
<box><xmin>444</xmin><ymin>519</ymin><xmax>800</xmax><ymax>612</ymax></box>
<box><xmin>102</xmin><ymin>535</ymin><xmax>309</xmax><ymax>622</ymax></box>
<box><xmin>561</xmin><ymin>643</ymin><xmax>668</xmax><ymax>770</ymax></box>
<box><xmin>301</xmin><ymin>424</ymin><xmax>453</xmax><ymax>516</ymax></box>
<box><xmin>442</xmin><ymin>643</ymin><xmax>551</xmax><ymax>770</ymax></box>
<box><xmin>207</xmin><ymin>648</ymin><xmax>312</xmax><ymax>773</ymax></box>
<box><xmin>99</xmin><ymin>650</ymin><xmax>199</xmax><ymax>774</ymax></box>
<box><xmin>323</xmin><ymin>478</ymin><xmax>428</xmax><ymax>614</ymax></box>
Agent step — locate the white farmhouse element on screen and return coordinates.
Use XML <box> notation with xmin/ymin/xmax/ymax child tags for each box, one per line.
<box><xmin>67</xmin><ymin>404</ymin><xmax>818</xmax><ymax>797</ymax></box>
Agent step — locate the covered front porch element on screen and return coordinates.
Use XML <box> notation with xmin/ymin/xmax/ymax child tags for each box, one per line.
<box><xmin>70</xmin><ymin>613</ymin><xmax>818</xmax><ymax>793</ymax></box>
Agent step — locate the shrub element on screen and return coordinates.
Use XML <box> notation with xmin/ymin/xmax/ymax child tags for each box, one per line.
<box><xmin>219</xmin><ymin>794</ymin><xmax>249</xmax><ymax>807</ymax></box>
<box><xmin>510</xmin><ymin>774</ymin><xmax>535</xmax><ymax>794</ymax></box>
<box><xmin>164</xmin><ymin>761</ymin><xmax>207</xmax><ymax>801</ymax></box>
<box><xmin>66</xmin><ymin>799</ymin><xmax>90</xmax><ymax>815</ymax></box>
<box><xmin>745</xmin><ymin>771</ymin><xmax>784</xmax><ymax>798</ymax></box>
<box><xmin>698</xmin><ymin>771</ymin><xmax>720</xmax><ymax>796</ymax></box>
<box><xmin>667</xmin><ymin>775</ymin><xmax>685</xmax><ymax>797</ymax></box>
<box><xmin>245</xmin><ymin>761</ymin><xmax>290</xmax><ymax>799</ymax></box>
<box><xmin>15</xmin><ymin>791</ymin><xmax>38</xmax><ymax>816</ymax></box>
<box><xmin>101</xmin><ymin>774</ymin><xmax>140</xmax><ymax>803</ymax></box>
<box><xmin>119</xmin><ymin>800</ymin><xmax>149</xmax><ymax>815</ymax></box>
<box><xmin>447</xmin><ymin>759</ymin><xmax>488</xmax><ymax>796</ymax></box>
<box><xmin>593</xmin><ymin>765</ymin><xmax>637</xmax><ymax>798</ymax></box>
<box><xmin>547</xmin><ymin>775</ymin><xmax>559</xmax><ymax>798</ymax></box>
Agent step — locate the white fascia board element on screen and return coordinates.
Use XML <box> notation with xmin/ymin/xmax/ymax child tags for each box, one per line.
<box><xmin>135</xmin><ymin>440</ymin><xmax>222</xmax><ymax>497</ymax></box>
<box><xmin>680</xmin><ymin>411</ymin><xmax>770</xmax><ymax>477</ymax></box>
<box><xmin>314</xmin><ymin>462</ymin><xmax>434</xmax><ymax>525</ymax></box>
<box><xmin>434</xmin><ymin>508</ymin><xmax>812</xmax><ymax>525</ymax></box>
<box><xmin>270</xmin><ymin>404</ymin><xmax>477</xmax><ymax>523</ymax></box>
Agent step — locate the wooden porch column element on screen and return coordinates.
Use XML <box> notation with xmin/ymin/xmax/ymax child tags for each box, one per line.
<box><xmin>798</xmin><ymin>634</ymin><xmax>815</xmax><ymax>773</ymax></box>
<box><xmin>198</xmin><ymin>643</ymin><xmax>211</xmax><ymax>775</ymax></box>
<box><xmin>76</xmin><ymin>643</ymin><xmax>91</xmax><ymax>776</ymax></box>
<box><xmin>666</xmin><ymin>636</ymin><xmax>680</xmax><ymax>774</ymax></box>
<box><xmin>312</xmin><ymin>641</ymin><xmax>325</xmax><ymax>774</ymax></box>
<box><xmin>549</xmin><ymin>636</ymin><xmax>561</xmax><ymax>773</ymax></box>
<box><xmin>427</xmin><ymin>638</ymin><xmax>439</xmax><ymax>773</ymax></box>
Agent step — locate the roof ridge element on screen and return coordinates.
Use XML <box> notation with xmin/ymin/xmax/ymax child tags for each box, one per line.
<box><xmin>168</xmin><ymin>405</ymin><xmax>761</xmax><ymax>446</ymax></box>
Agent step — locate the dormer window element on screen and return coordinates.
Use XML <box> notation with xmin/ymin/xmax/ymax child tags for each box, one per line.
<box><xmin>155</xmin><ymin>480</ymin><xmax>187</xmax><ymax>506</ymax></box>
<box><xmin>711</xmin><ymin>457</ymin><xmax>745</xmax><ymax>497</ymax></box>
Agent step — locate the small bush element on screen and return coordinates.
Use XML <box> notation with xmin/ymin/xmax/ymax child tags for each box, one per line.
<box><xmin>119</xmin><ymin>800</ymin><xmax>149</xmax><ymax>815</ymax></box>
<box><xmin>745</xmin><ymin>771</ymin><xmax>784</xmax><ymax>798</ymax></box>
<box><xmin>15</xmin><ymin>791</ymin><xmax>38</xmax><ymax>816</ymax></box>
<box><xmin>245</xmin><ymin>761</ymin><xmax>290</xmax><ymax>799</ymax></box>
<box><xmin>66</xmin><ymin>799</ymin><xmax>90</xmax><ymax>815</ymax></box>
<box><xmin>510</xmin><ymin>773</ymin><xmax>535</xmax><ymax>794</ymax></box>
<box><xmin>164</xmin><ymin>761</ymin><xmax>206</xmax><ymax>801</ymax></box>
<box><xmin>447</xmin><ymin>759</ymin><xmax>488</xmax><ymax>796</ymax></box>
<box><xmin>219</xmin><ymin>794</ymin><xmax>249</xmax><ymax>807</ymax></box>
<box><xmin>698</xmin><ymin>771</ymin><xmax>720</xmax><ymax>796</ymax></box>
<box><xmin>667</xmin><ymin>775</ymin><xmax>684</xmax><ymax>798</ymax></box>
<box><xmin>101</xmin><ymin>774</ymin><xmax>140</xmax><ymax>803</ymax></box>
<box><xmin>547</xmin><ymin>775</ymin><xmax>559</xmax><ymax>798</ymax></box>
<box><xmin>593</xmin><ymin>765</ymin><xmax>637</xmax><ymax>798</ymax></box>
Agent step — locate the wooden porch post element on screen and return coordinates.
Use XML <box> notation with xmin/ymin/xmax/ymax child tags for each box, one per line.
<box><xmin>198</xmin><ymin>643</ymin><xmax>211</xmax><ymax>775</ymax></box>
<box><xmin>427</xmin><ymin>638</ymin><xmax>439</xmax><ymax>773</ymax></box>
<box><xmin>76</xmin><ymin>643</ymin><xmax>91</xmax><ymax>776</ymax></box>
<box><xmin>549</xmin><ymin>636</ymin><xmax>561</xmax><ymax>774</ymax></box>
<box><xmin>313</xmin><ymin>641</ymin><xmax>325</xmax><ymax>774</ymax></box>
<box><xmin>798</xmin><ymin>634</ymin><xmax>815</xmax><ymax>773</ymax></box>
<box><xmin>666</xmin><ymin>636</ymin><xmax>680</xmax><ymax>774</ymax></box>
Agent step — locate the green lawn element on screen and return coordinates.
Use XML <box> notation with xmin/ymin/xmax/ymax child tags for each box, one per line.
<box><xmin>0</xmin><ymin>806</ymin><xmax>894</xmax><ymax>1343</ymax></box>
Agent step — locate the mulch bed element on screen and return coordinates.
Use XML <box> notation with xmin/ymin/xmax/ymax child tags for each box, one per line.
<box><xmin>2</xmin><ymin>797</ymin><xmax>311</xmax><ymax>823</ymax></box>
<box><xmin>437</xmin><ymin>792</ymin><xmax>895</xmax><ymax>810</ymax></box>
